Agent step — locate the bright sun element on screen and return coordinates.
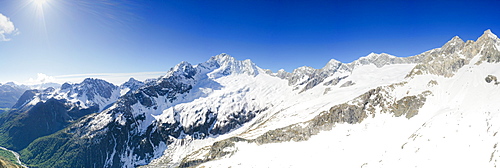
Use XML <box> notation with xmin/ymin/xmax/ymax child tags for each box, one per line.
<box><xmin>34</xmin><ymin>0</ymin><xmax>47</xmax><ymax>6</ymax></box>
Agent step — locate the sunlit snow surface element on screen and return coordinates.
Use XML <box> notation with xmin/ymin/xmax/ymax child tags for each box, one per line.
<box><xmin>142</xmin><ymin>62</ymin><xmax>419</xmax><ymax>167</ymax></box>
<box><xmin>197</xmin><ymin>55</ymin><xmax>500</xmax><ymax>167</ymax></box>
<box><xmin>25</xmin><ymin>83</ymin><xmax>121</xmax><ymax>112</ymax></box>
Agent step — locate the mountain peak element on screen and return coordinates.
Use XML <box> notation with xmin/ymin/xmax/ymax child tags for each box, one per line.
<box><xmin>76</xmin><ymin>78</ymin><xmax>117</xmax><ymax>97</ymax></box>
<box><xmin>127</xmin><ymin>77</ymin><xmax>138</xmax><ymax>82</ymax></box>
<box><xmin>120</xmin><ymin>77</ymin><xmax>144</xmax><ymax>94</ymax></box>
<box><xmin>479</xmin><ymin>29</ymin><xmax>498</xmax><ymax>40</ymax></box>
<box><xmin>326</xmin><ymin>59</ymin><xmax>342</xmax><ymax>65</ymax></box>
<box><xmin>165</xmin><ymin>61</ymin><xmax>196</xmax><ymax>79</ymax></box>
<box><xmin>211</xmin><ymin>53</ymin><xmax>236</xmax><ymax>63</ymax></box>
<box><xmin>366</xmin><ymin>52</ymin><xmax>378</xmax><ymax>58</ymax></box>
<box><xmin>204</xmin><ymin>53</ymin><xmax>259</xmax><ymax>78</ymax></box>
<box><xmin>442</xmin><ymin>36</ymin><xmax>465</xmax><ymax>47</ymax></box>
<box><xmin>82</xmin><ymin>78</ymin><xmax>97</xmax><ymax>84</ymax></box>
<box><xmin>450</xmin><ymin>35</ymin><xmax>464</xmax><ymax>43</ymax></box>
<box><xmin>4</xmin><ymin>82</ymin><xmax>16</xmax><ymax>86</ymax></box>
<box><xmin>122</xmin><ymin>77</ymin><xmax>143</xmax><ymax>86</ymax></box>
<box><xmin>359</xmin><ymin>52</ymin><xmax>396</xmax><ymax>60</ymax></box>
<box><xmin>484</xmin><ymin>29</ymin><xmax>497</xmax><ymax>38</ymax></box>
<box><xmin>79</xmin><ymin>78</ymin><xmax>115</xmax><ymax>88</ymax></box>
<box><xmin>438</xmin><ymin>35</ymin><xmax>466</xmax><ymax>55</ymax></box>
<box><xmin>321</xmin><ymin>59</ymin><xmax>344</xmax><ymax>71</ymax></box>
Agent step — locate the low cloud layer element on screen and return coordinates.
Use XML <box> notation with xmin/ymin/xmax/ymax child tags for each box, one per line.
<box><xmin>55</xmin><ymin>72</ymin><xmax>165</xmax><ymax>84</ymax></box>
<box><xmin>23</xmin><ymin>72</ymin><xmax>165</xmax><ymax>85</ymax></box>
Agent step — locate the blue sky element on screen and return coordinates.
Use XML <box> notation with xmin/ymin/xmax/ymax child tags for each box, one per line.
<box><xmin>1</xmin><ymin>0</ymin><xmax>500</xmax><ymax>84</ymax></box>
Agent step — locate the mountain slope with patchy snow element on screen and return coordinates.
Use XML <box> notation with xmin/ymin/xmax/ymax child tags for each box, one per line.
<box><xmin>0</xmin><ymin>78</ymin><xmax>131</xmax><ymax>151</ymax></box>
<box><xmin>173</xmin><ymin>30</ymin><xmax>500</xmax><ymax>168</ymax></box>
<box><xmin>13</xmin><ymin>30</ymin><xmax>500</xmax><ymax>168</ymax></box>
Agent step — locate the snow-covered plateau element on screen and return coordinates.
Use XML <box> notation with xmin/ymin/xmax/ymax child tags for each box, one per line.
<box><xmin>11</xmin><ymin>29</ymin><xmax>500</xmax><ymax>168</ymax></box>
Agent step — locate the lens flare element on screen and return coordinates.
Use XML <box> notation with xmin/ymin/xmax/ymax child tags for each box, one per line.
<box><xmin>30</xmin><ymin>0</ymin><xmax>50</xmax><ymax>44</ymax></box>
<box><xmin>34</xmin><ymin>0</ymin><xmax>47</xmax><ymax>6</ymax></box>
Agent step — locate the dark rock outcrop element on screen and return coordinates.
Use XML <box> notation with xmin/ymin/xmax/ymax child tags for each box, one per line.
<box><xmin>177</xmin><ymin>86</ymin><xmax>431</xmax><ymax>167</ymax></box>
<box><xmin>485</xmin><ymin>75</ymin><xmax>499</xmax><ymax>85</ymax></box>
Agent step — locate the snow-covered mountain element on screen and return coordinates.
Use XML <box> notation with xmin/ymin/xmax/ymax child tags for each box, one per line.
<box><xmin>0</xmin><ymin>82</ymin><xmax>62</xmax><ymax>112</ymax></box>
<box><xmin>0</xmin><ymin>78</ymin><xmax>141</xmax><ymax>151</ymax></box>
<box><xmin>15</xmin><ymin>29</ymin><xmax>500</xmax><ymax>168</ymax></box>
<box><xmin>13</xmin><ymin>78</ymin><xmax>121</xmax><ymax>112</ymax></box>
<box><xmin>120</xmin><ymin>78</ymin><xmax>146</xmax><ymax>96</ymax></box>
<box><xmin>0</xmin><ymin>83</ymin><xmax>26</xmax><ymax>111</ymax></box>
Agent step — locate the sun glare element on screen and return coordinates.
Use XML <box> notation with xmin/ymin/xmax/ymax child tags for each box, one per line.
<box><xmin>34</xmin><ymin>0</ymin><xmax>47</xmax><ymax>6</ymax></box>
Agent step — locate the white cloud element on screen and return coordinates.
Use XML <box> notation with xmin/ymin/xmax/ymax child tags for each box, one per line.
<box><xmin>0</xmin><ymin>13</ymin><xmax>18</xmax><ymax>41</ymax></box>
<box><xmin>28</xmin><ymin>73</ymin><xmax>57</xmax><ymax>84</ymax></box>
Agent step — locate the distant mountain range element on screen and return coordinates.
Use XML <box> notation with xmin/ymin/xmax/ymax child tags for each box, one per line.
<box><xmin>0</xmin><ymin>84</ymin><xmax>25</xmax><ymax>112</ymax></box>
<box><xmin>0</xmin><ymin>30</ymin><xmax>499</xmax><ymax>167</ymax></box>
<box><xmin>0</xmin><ymin>82</ymin><xmax>61</xmax><ymax>112</ymax></box>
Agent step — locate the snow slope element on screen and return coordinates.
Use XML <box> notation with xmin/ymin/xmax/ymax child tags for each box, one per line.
<box><xmin>180</xmin><ymin>30</ymin><xmax>500</xmax><ymax>168</ymax></box>
<box><xmin>18</xmin><ymin>30</ymin><xmax>500</xmax><ymax>168</ymax></box>
<box><xmin>143</xmin><ymin>63</ymin><xmax>416</xmax><ymax>167</ymax></box>
<box><xmin>135</xmin><ymin>30</ymin><xmax>500</xmax><ymax>168</ymax></box>
<box><xmin>198</xmin><ymin>57</ymin><xmax>500</xmax><ymax>168</ymax></box>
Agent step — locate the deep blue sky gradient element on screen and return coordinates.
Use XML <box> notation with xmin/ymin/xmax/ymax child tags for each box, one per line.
<box><xmin>1</xmin><ymin>0</ymin><xmax>500</xmax><ymax>84</ymax></box>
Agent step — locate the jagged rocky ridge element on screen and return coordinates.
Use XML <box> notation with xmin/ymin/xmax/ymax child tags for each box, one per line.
<box><xmin>13</xmin><ymin>30</ymin><xmax>500</xmax><ymax>168</ymax></box>
<box><xmin>407</xmin><ymin>30</ymin><xmax>500</xmax><ymax>78</ymax></box>
<box><xmin>19</xmin><ymin>54</ymin><xmax>269</xmax><ymax>168</ymax></box>
<box><xmin>0</xmin><ymin>78</ymin><xmax>124</xmax><ymax>151</ymax></box>
<box><xmin>164</xmin><ymin>32</ymin><xmax>500</xmax><ymax>168</ymax></box>
<box><xmin>273</xmin><ymin>52</ymin><xmax>423</xmax><ymax>93</ymax></box>
<box><xmin>152</xmin><ymin>30</ymin><xmax>500</xmax><ymax>167</ymax></box>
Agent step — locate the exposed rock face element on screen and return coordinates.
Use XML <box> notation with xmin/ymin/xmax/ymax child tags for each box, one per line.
<box><xmin>408</xmin><ymin>30</ymin><xmax>500</xmax><ymax>78</ymax></box>
<box><xmin>476</xmin><ymin>30</ymin><xmax>500</xmax><ymax>64</ymax></box>
<box><xmin>348</xmin><ymin>53</ymin><xmax>423</xmax><ymax>68</ymax></box>
<box><xmin>340</xmin><ymin>81</ymin><xmax>356</xmax><ymax>88</ymax></box>
<box><xmin>406</xmin><ymin>36</ymin><xmax>467</xmax><ymax>78</ymax></box>
<box><xmin>18</xmin><ymin>71</ymin><xmax>198</xmax><ymax>167</ymax></box>
<box><xmin>485</xmin><ymin>75</ymin><xmax>499</xmax><ymax>85</ymax></box>
<box><xmin>21</xmin><ymin>78</ymin><xmax>121</xmax><ymax>112</ymax></box>
<box><xmin>19</xmin><ymin>54</ymin><xmax>269</xmax><ymax>168</ymax></box>
<box><xmin>129</xmin><ymin>63</ymin><xmax>196</xmax><ymax>107</ymax></box>
<box><xmin>0</xmin><ymin>98</ymin><xmax>99</xmax><ymax>151</ymax></box>
<box><xmin>120</xmin><ymin>78</ymin><xmax>145</xmax><ymax>95</ymax></box>
<box><xmin>274</xmin><ymin>69</ymin><xmax>292</xmax><ymax>79</ymax></box>
<box><xmin>67</xmin><ymin>78</ymin><xmax>118</xmax><ymax>101</ymax></box>
<box><xmin>178</xmin><ymin>137</ymin><xmax>248</xmax><ymax>168</ymax></box>
<box><xmin>273</xmin><ymin>52</ymin><xmax>421</xmax><ymax>93</ymax></box>
<box><xmin>296</xmin><ymin>60</ymin><xmax>350</xmax><ymax>92</ymax></box>
<box><xmin>13</xmin><ymin>30</ymin><xmax>500</xmax><ymax>168</ymax></box>
<box><xmin>204</xmin><ymin>53</ymin><xmax>260</xmax><ymax>78</ymax></box>
<box><xmin>427</xmin><ymin>80</ymin><xmax>438</xmax><ymax>87</ymax></box>
<box><xmin>0</xmin><ymin>78</ymin><xmax>121</xmax><ymax>151</ymax></box>
<box><xmin>391</xmin><ymin>92</ymin><xmax>430</xmax><ymax>119</ymax></box>
<box><xmin>177</xmin><ymin>86</ymin><xmax>431</xmax><ymax>167</ymax></box>
<box><xmin>323</xmin><ymin>76</ymin><xmax>348</xmax><ymax>86</ymax></box>
<box><xmin>286</xmin><ymin>66</ymin><xmax>315</xmax><ymax>86</ymax></box>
